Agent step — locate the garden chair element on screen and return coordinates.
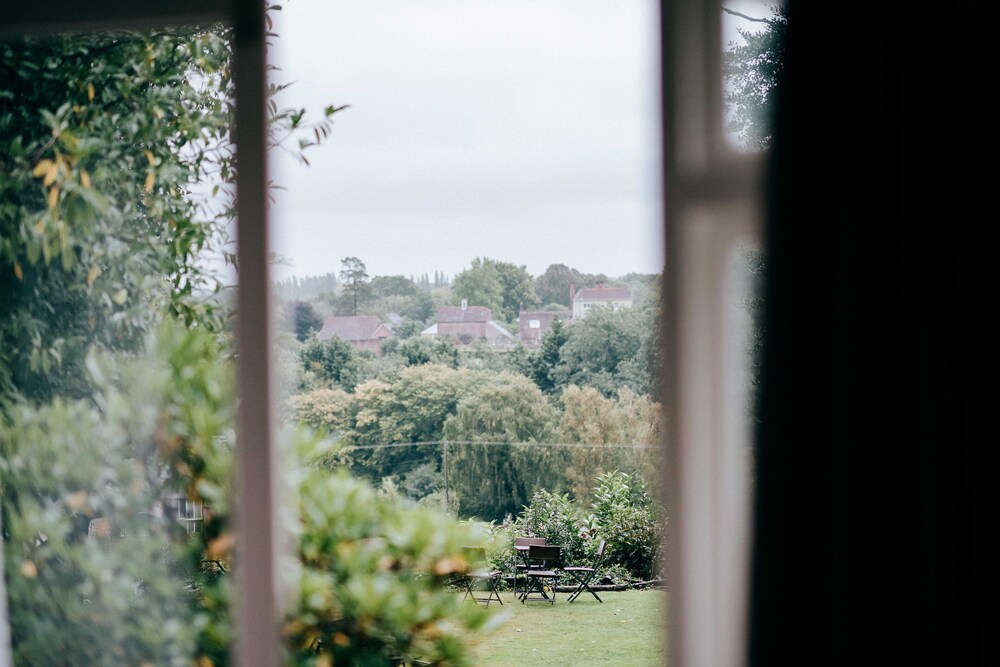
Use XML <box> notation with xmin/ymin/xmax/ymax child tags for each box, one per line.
<box><xmin>563</xmin><ymin>539</ymin><xmax>606</xmax><ymax>602</ymax></box>
<box><xmin>513</xmin><ymin>536</ymin><xmax>546</xmax><ymax>596</ymax></box>
<box><xmin>461</xmin><ymin>547</ymin><xmax>503</xmax><ymax>606</ymax></box>
<box><xmin>521</xmin><ymin>544</ymin><xmax>562</xmax><ymax>604</ymax></box>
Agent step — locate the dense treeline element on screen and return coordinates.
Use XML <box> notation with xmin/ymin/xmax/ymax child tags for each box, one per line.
<box><xmin>274</xmin><ymin>255</ymin><xmax>661</xmax><ymax>344</ymax></box>
<box><xmin>285</xmin><ymin>325</ymin><xmax>662</xmax><ymax>521</ymax></box>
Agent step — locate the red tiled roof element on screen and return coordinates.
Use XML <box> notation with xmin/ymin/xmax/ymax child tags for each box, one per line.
<box><xmin>317</xmin><ymin>315</ymin><xmax>390</xmax><ymax>342</ymax></box>
<box><xmin>518</xmin><ymin>310</ymin><xmax>571</xmax><ymax>343</ymax></box>
<box><xmin>436</xmin><ymin>306</ymin><xmax>493</xmax><ymax>323</ymax></box>
<box><xmin>574</xmin><ymin>287</ymin><xmax>632</xmax><ymax>301</ymax></box>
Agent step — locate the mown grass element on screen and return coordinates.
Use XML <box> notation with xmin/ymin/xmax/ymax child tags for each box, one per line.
<box><xmin>463</xmin><ymin>589</ymin><xmax>668</xmax><ymax>667</ymax></box>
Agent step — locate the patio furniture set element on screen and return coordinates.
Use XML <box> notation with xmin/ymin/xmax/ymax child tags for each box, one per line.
<box><xmin>462</xmin><ymin>537</ymin><xmax>607</xmax><ymax>607</ymax></box>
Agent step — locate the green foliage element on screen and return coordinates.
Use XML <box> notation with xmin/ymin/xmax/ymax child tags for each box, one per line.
<box><xmin>515</xmin><ymin>490</ymin><xmax>586</xmax><ymax>564</ymax></box>
<box><xmin>533</xmin><ymin>263</ymin><xmax>608</xmax><ymax>308</ymax></box>
<box><xmin>326</xmin><ymin>365</ymin><xmax>478</xmax><ymax>497</ymax></box>
<box><xmin>530</xmin><ymin>317</ymin><xmax>569</xmax><ymax>393</ymax></box>
<box><xmin>444</xmin><ymin>372</ymin><xmax>564</xmax><ymax>521</ymax></box>
<box><xmin>0</xmin><ymin>11</ymin><xmax>342</xmax><ymax>403</ymax></box>
<box><xmin>283</xmin><ymin>299</ymin><xmax>324</xmax><ymax>342</ymax></box>
<box><xmin>273</xmin><ymin>271</ymin><xmax>340</xmax><ymax>301</ymax></box>
<box><xmin>556</xmin><ymin>306</ymin><xmax>656</xmax><ymax>397</ymax></box>
<box><xmin>388</xmin><ymin>336</ymin><xmax>460</xmax><ymax>369</ymax></box>
<box><xmin>0</xmin><ymin>29</ymin><xmax>233</xmax><ymax>400</ymax></box>
<box><xmin>299</xmin><ymin>335</ymin><xmax>363</xmax><ymax>391</ymax></box>
<box><xmin>590</xmin><ymin>471</ymin><xmax>664</xmax><ymax>580</ymax></box>
<box><xmin>369</xmin><ymin>274</ymin><xmax>418</xmax><ymax>300</ymax></box>
<box><xmin>287</xmin><ymin>387</ymin><xmax>354</xmax><ymax>433</ymax></box>
<box><xmin>284</xmin><ymin>434</ymin><xmax>491</xmax><ymax>666</ymax></box>
<box><xmin>450</xmin><ymin>258</ymin><xmax>504</xmax><ymax>318</ymax></box>
<box><xmin>451</xmin><ymin>257</ymin><xmax>538</xmax><ymax>322</ymax></box>
<box><xmin>3</xmin><ymin>321</ymin><xmax>496</xmax><ymax>666</ymax></box>
<box><xmin>484</xmin><ymin>469</ymin><xmax>665</xmax><ymax>585</ymax></box>
<box><xmin>337</xmin><ymin>256</ymin><xmax>371</xmax><ymax>316</ymax></box>
<box><xmin>723</xmin><ymin>5</ymin><xmax>787</xmax><ymax>150</ymax></box>
<box><xmin>1</xmin><ymin>320</ymin><xmax>236</xmax><ymax>666</ymax></box>
<box><xmin>557</xmin><ymin>385</ymin><xmax>661</xmax><ymax>500</ymax></box>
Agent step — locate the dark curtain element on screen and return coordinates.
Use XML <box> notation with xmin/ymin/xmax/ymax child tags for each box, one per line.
<box><xmin>750</xmin><ymin>2</ymin><xmax>992</xmax><ymax>665</ymax></box>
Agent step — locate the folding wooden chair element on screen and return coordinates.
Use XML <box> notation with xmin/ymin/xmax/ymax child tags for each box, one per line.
<box><xmin>521</xmin><ymin>544</ymin><xmax>561</xmax><ymax>604</ymax></box>
<box><xmin>513</xmin><ymin>536</ymin><xmax>546</xmax><ymax>596</ymax></box>
<box><xmin>461</xmin><ymin>547</ymin><xmax>503</xmax><ymax>606</ymax></box>
<box><xmin>564</xmin><ymin>539</ymin><xmax>606</xmax><ymax>603</ymax></box>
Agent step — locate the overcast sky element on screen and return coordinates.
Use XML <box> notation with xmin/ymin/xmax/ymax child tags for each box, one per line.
<box><xmin>265</xmin><ymin>0</ymin><xmax>663</xmax><ymax>283</ymax></box>
<box><xmin>264</xmin><ymin>1</ymin><xmax>770</xmax><ymax>283</ymax></box>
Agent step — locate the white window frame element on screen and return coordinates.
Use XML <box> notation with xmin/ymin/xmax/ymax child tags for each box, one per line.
<box><xmin>4</xmin><ymin>2</ymin><xmax>761</xmax><ymax>666</ymax></box>
<box><xmin>662</xmin><ymin>2</ymin><xmax>763</xmax><ymax>666</ymax></box>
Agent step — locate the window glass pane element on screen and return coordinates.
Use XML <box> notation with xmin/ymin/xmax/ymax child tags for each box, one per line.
<box><xmin>268</xmin><ymin>1</ymin><xmax>666</xmax><ymax>663</ymax></box>
<box><xmin>1</xmin><ymin>25</ymin><xmax>236</xmax><ymax>665</ymax></box>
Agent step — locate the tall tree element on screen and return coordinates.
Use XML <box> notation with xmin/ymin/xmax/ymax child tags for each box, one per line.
<box><xmin>299</xmin><ymin>335</ymin><xmax>362</xmax><ymax>391</ymax></box>
<box><xmin>722</xmin><ymin>5</ymin><xmax>787</xmax><ymax>150</ymax></box>
<box><xmin>492</xmin><ymin>259</ymin><xmax>539</xmax><ymax>320</ymax></box>
<box><xmin>443</xmin><ymin>372</ymin><xmax>563</xmax><ymax>520</ymax></box>
<box><xmin>338</xmin><ymin>256</ymin><xmax>371</xmax><ymax>316</ymax></box>
<box><xmin>530</xmin><ymin>317</ymin><xmax>569</xmax><ymax>393</ymax></box>
<box><xmin>284</xmin><ymin>299</ymin><xmax>324</xmax><ymax>342</ymax></box>
<box><xmin>450</xmin><ymin>258</ymin><xmax>503</xmax><ymax>317</ymax></box>
<box><xmin>451</xmin><ymin>257</ymin><xmax>537</xmax><ymax>322</ymax></box>
<box><xmin>533</xmin><ymin>263</ymin><xmax>609</xmax><ymax>308</ymax></box>
<box><xmin>556</xmin><ymin>306</ymin><xmax>655</xmax><ymax>398</ymax></box>
<box><xmin>370</xmin><ymin>274</ymin><xmax>418</xmax><ymax>299</ymax></box>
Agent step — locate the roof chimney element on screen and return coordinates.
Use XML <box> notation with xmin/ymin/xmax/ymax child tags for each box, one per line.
<box><xmin>569</xmin><ymin>282</ymin><xmax>576</xmax><ymax>304</ymax></box>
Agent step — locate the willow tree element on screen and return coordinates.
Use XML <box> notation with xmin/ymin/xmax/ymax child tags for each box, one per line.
<box><xmin>444</xmin><ymin>371</ymin><xmax>564</xmax><ymax>520</ymax></box>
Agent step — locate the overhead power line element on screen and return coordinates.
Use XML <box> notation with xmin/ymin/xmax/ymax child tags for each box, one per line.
<box><xmin>338</xmin><ymin>440</ymin><xmax>658</xmax><ymax>451</ymax></box>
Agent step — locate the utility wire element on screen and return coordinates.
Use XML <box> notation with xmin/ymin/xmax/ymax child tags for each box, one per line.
<box><xmin>338</xmin><ymin>440</ymin><xmax>658</xmax><ymax>451</ymax></box>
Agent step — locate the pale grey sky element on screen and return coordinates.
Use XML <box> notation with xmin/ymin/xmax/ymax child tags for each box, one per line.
<box><xmin>266</xmin><ymin>0</ymin><xmax>663</xmax><ymax>283</ymax></box>
<box><xmin>264</xmin><ymin>0</ymin><xmax>772</xmax><ymax>283</ymax></box>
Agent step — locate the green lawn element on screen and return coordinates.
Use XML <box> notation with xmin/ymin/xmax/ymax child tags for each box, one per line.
<box><xmin>463</xmin><ymin>589</ymin><xmax>668</xmax><ymax>667</ymax></box>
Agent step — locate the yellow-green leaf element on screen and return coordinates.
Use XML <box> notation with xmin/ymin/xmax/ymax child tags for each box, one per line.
<box><xmin>144</xmin><ymin>150</ymin><xmax>155</xmax><ymax>165</ymax></box>
<box><xmin>144</xmin><ymin>172</ymin><xmax>154</xmax><ymax>193</ymax></box>
<box><xmin>32</xmin><ymin>159</ymin><xmax>54</xmax><ymax>178</ymax></box>
<box><xmin>43</xmin><ymin>162</ymin><xmax>58</xmax><ymax>187</ymax></box>
<box><xmin>81</xmin><ymin>169</ymin><xmax>91</xmax><ymax>189</ymax></box>
<box><xmin>13</xmin><ymin>263</ymin><xmax>23</xmax><ymax>280</ymax></box>
<box><xmin>47</xmin><ymin>186</ymin><xmax>59</xmax><ymax>210</ymax></box>
<box><xmin>87</xmin><ymin>265</ymin><xmax>101</xmax><ymax>286</ymax></box>
<box><xmin>87</xmin><ymin>82</ymin><xmax>95</xmax><ymax>101</ymax></box>
<box><xmin>20</xmin><ymin>560</ymin><xmax>37</xmax><ymax>579</ymax></box>
<box><xmin>112</xmin><ymin>289</ymin><xmax>128</xmax><ymax>305</ymax></box>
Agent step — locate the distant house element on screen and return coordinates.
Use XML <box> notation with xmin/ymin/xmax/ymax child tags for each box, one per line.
<box><xmin>571</xmin><ymin>283</ymin><xmax>633</xmax><ymax>319</ymax></box>
<box><xmin>518</xmin><ymin>308</ymin><xmax>572</xmax><ymax>349</ymax></box>
<box><xmin>317</xmin><ymin>315</ymin><xmax>393</xmax><ymax>356</ymax></box>
<box><xmin>422</xmin><ymin>300</ymin><xmax>515</xmax><ymax>347</ymax></box>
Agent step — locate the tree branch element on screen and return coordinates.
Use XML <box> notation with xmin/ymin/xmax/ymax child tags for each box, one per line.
<box><xmin>722</xmin><ymin>7</ymin><xmax>771</xmax><ymax>24</ymax></box>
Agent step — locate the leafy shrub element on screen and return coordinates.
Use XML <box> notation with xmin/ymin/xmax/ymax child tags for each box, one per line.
<box><xmin>284</xmin><ymin>433</ymin><xmax>491</xmax><ymax>666</ymax></box>
<box><xmin>1</xmin><ymin>320</ymin><xmax>233</xmax><ymax>665</ymax></box>
<box><xmin>2</xmin><ymin>321</ymin><xmax>499</xmax><ymax>666</ymax></box>
<box><xmin>486</xmin><ymin>471</ymin><xmax>666</xmax><ymax>586</ymax></box>
<box><xmin>591</xmin><ymin>471</ymin><xmax>665</xmax><ymax>580</ymax></box>
<box><xmin>514</xmin><ymin>489</ymin><xmax>585</xmax><ymax>565</ymax></box>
